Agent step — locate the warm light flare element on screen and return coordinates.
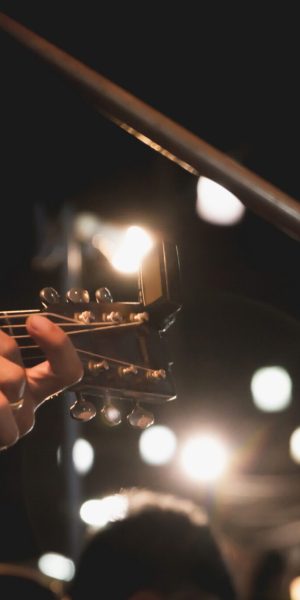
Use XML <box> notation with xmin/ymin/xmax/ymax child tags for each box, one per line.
<box><xmin>93</xmin><ymin>224</ymin><xmax>153</xmax><ymax>273</ymax></box>
<box><xmin>111</xmin><ymin>226</ymin><xmax>153</xmax><ymax>273</ymax></box>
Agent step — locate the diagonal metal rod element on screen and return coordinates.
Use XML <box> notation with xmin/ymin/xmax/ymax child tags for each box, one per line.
<box><xmin>1</xmin><ymin>11</ymin><xmax>300</xmax><ymax>239</ymax></box>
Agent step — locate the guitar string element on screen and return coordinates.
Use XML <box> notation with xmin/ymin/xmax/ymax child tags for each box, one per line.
<box><xmin>77</xmin><ymin>348</ymin><xmax>151</xmax><ymax>371</ymax></box>
<box><xmin>0</xmin><ymin>309</ymin><xmax>39</xmax><ymax>316</ymax></box>
<box><xmin>20</xmin><ymin>349</ymin><xmax>152</xmax><ymax>372</ymax></box>
<box><xmin>0</xmin><ymin>311</ymin><xmax>156</xmax><ymax>374</ymax></box>
<box><xmin>0</xmin><ymin>321</ymin><xmax>141</xmax><ymax>339</ymax></box>
<box><xmin>0</xmin><ymin>322</ymin><xmax>114</xmax><ymax>329</ymax></box>
<box><xmin>5</xmin><ymin>326</ymin><xmax>153</xmax><ymax>371</ymax></box>
<box><xmin>0</xmin><ymin>312</ymin><xmax>122</xmax><ymax>328</ymax></box>
<box><xmin>21</xmin><ymin>347</ymin><xmax>152</xmax><ymax>372</ymax></box>
<box><xmin>0</xmin><ymin>311</ymin><xmax>77</xmax><ymax>322</ymax></box>
<box><xmin>0</xmin><ymin>310</ymin><xmax>144</xmax><ymax>323</ymax></box>
<box><xmin>0</xmin><ymin>313</ymin><xmax>134</xmax><ymax>329</ymax></box>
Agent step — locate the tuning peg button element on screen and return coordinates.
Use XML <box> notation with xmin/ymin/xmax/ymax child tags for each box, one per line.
<box><xmin>66</xmin><ymin>288</ymin><xmax>90</xmax><ymax>303</ymax></box>
<box><xmin>101</xmin><ymin>400</ymin><xmax>122</xmax><ymax>426</ymax></box>
<box><xmin>39</xmin><ymin>287</ymin><xmax>60</xmax><ymax>307</ymax></box>
<box><xmin>95</xmin><ymin>287</ymin><xmax>113</xmax><ymax>303</ymax></box>
<box><xmin>118</xmin><ymin>365</ymin><xmax>138</xmax><ymax>377</ymax></box>
<box><xmin>70</xmin><ymin>393</ymin><xmax>96</xmax><ymax>421</ymax></box>
<box><xmin>127</xmin><ymin>403</ymin><xmax>154</xmax><ymax>429</ymax></box>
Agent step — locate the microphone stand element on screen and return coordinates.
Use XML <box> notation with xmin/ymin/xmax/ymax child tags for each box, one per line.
<box><xmin>1</xmin><ymin>11</ymin><xmax>300</xmax><ymax>239</ymax></box>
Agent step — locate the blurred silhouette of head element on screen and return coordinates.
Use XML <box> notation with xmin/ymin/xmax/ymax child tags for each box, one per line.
<box><xmin>68</xmin><ymin>488</ymin><xmax>236</xmax><ymax>600</ymax></box>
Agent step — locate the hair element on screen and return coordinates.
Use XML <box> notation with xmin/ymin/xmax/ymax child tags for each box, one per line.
<box><xmin>68</xmin><ymin>488</ymin><xmax>237</xmax><ymax>600</ymax></box>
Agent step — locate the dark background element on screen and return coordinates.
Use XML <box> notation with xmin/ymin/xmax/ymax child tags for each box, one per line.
<box><xmin>1</xmin><ymin>2</ymin><xmax>300</xmax><ymax>591</ymax></box>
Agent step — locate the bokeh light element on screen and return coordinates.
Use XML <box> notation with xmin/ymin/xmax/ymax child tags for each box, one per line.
<box><xmin>38</xmin><ymin>553</ymin><xmax>75</xmax><ymax>582</ymax></box>
<box><xmin>139</xmin><ymin>425</ymin><xmax>177</xmax><ymax>465</ymax></box>
<box><xmin>196</xmin><ymin>176</ymin><xmax>245</xmax><ymax>225</ymax></box>
<box><xmin>250</xmin><ymin>366</ymin><xmax>292</xmax><ymax>412</ymax></box>
<box><xmin>180</xmin><ymin>433</ymin><xmax>230</xmax><ymax>482</ymax></box>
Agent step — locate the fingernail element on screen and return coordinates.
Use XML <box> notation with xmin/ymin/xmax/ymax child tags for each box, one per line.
<box><xmin>27</xmin><ymin>314</ymin><xmax>52</xmax><ymax>333</ymax></box>
<box><xmin>18</xmin><ymin>377</ymin><xmax>26</xmax><ymax>399</ymax></box>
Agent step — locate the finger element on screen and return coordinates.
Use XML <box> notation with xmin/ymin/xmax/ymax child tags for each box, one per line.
<box><xmin>25</xmin><ymin>314</ymin><xmax>83</xmax><ymax>406</ymax></box>
<box><xmin>0</xmin><ymin>356</ymin><xmax>26</xmax><ymax>402</ymax></box>
<box><xmin>0</xmin><ymin>391</ymin><xmax>19</xmax><ymax>449</ymax></box>
<box><xmin>0</xmin><ymin>329</ymin><xmax>23</xmax><ymax>365</ymax></box>
<box><xmin>0</xmin><ymin>340</ymin><xmax>36</xmax><ymax>441</ymax></box>
<box><xmin>0</xmin><ymin>356</ymin><xmax>34</xmax><ymax>437</ymax></box>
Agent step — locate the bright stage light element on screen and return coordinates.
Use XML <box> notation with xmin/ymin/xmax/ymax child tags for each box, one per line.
<box><xmin>72</xmin><ymin>438</ymin><xmax>94</xmax><ymax>474</ymax></box>
<box><xmin>290</xmin><ymin>576</ymin><xmax>300</xmax><ymax>600</ymax></box>
<box><xmin>290</xmin><ymin>427</ymin><xmax>300</xmax><ymax>464</ymax></box>
<box><xmin>250</xmin><ymin>366</ymin><xmax>292</xmax><ymax>412</ymax></box>
<box><xmin>92</xmin><ymin>224</ymin><xmax>153</xmax><ymax>273</ymax></box>
<box><xmin>180</xmin><ymin>433</ymin><xmax>230</xmax><ymax>482</ymax></box>
<box><xmin>111</xmin><ymin>226</ymin><xmax>153</xmax><ymax>273</ymax></box>
<box><xmin>38</xmin><ymin>553</ymin><xmax>75</xmax><ymax>582</ymax></box>
<box><xmin>80</xmin><ymin>495</ymin><xmax>128</xmax><ymax>528</ymax></box>
<box><xmin>139</xmin><ymin>425</ymin><xmax>177</xmax><ymax>465</ymax></box>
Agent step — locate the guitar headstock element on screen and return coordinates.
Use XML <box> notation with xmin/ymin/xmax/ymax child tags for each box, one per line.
<box><xmin>3</xmin><ymin>241</ymin><xmax>181</xmax><ymax>429</ymax></box>
<box><xmin>38</xmin><ymin>286</ymin><xmax>179</xmax><ymax>428</ymax></box>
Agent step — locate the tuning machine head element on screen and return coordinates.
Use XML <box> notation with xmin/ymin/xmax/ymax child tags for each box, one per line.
<box><xmin>95</xmin><ymin>287</ymin><xmax>113</xmax><ymax>303</ymax></box>
<box><xmin>100</xmin><ymin>393</ymin><xmax>122</xmax><ymax>426</ymax></box>
<box><xmin>70</xmin><ymin>393</ymin><xmax>97</xmax><ymax>421</ymax></box>
<box><xmin>66</xmin><ymin>288</ymin><xmax>90</xmax><ymax>303</ymax></box>
<box><xmin>127</xmin><ymin>402</ymin><xmax>154</xmax><ymax>429</ymax></box>
<box><xmin>39</xmin><ymin>287</ymin><xmax>60</xmax><ymax>307</ymax></box>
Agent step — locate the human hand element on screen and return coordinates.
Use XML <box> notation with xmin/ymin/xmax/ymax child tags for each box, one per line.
<box><xmin>0</xmin><ymin>314</ymin><xmax>83</xmax><ymax>450</ymax></box>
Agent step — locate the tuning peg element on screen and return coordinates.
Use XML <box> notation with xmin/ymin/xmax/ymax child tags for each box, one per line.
<box><xmin>39</xmin><ymin>287</ymin><xmax>60</xmax><ymax>307</ymax></box>
<box><xmin>118</xmin><ymin>365</ymin><xmax>138</xmax><ymax>377</ymax></box>
<box><xmin>66</xmin><ymin>288</ymin><xmax>90</xmax><ymax>303</ymax></box>
<box><xmin>70</xmin><ymin>393</ymin><xmax>96</xmax><ymax>421</ymax></box>
<box><xmin>95</xmin><ymin>287</ymin><xmax>113</xmax><ymax>303</ymax></box>
<box><xmin>101</xmin><ymin>394</ymin><xmax>122</xmax><ymax>426</ymax></box>
<box><xmin>146</xmin><ymin>369</ymin><xmax>166</xmax><ymax>380</ymax></box>
<box><xmin>127</xmin><ymin>402</ymin><xmax>154</xmax><ymax>429</ymax></box>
